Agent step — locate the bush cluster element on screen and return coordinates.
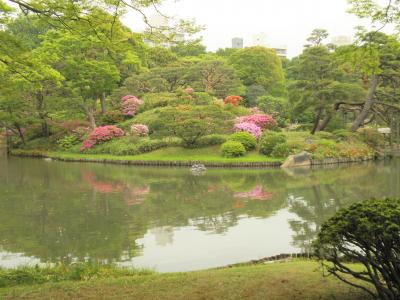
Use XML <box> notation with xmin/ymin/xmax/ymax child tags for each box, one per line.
<box><xmin>196</xmin><ymin>134</ymin><xmax>227</xmax><ymax>147</ymax></box>
<box><xmin>80</xmin><ymin>126</ymin><xmax>125</xmax><ymax>152</ymax></box>
<box><xmin>259</xmin><ymin>132</ymin><xmax>287</xmax><ymax>156</ymax></box>
<box><xmin>221</xmin><ymin>141</ymin><xmax>246</xmax><ymax>157</ymax></box>
<box><xmin>228</xmin><ymin>132</ymin><xmax>257</xmax><ymax>151</ymax></box>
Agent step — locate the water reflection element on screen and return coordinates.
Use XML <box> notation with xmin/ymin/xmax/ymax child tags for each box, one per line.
<box><xmin>0</xmin><ymin>157</ymin><xmax>399</xmax><ymax>271</ymax></box>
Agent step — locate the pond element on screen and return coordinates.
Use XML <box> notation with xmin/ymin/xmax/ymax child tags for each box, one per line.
<box><xmin>0</xmin><ymin>155</ymin><xmax>399</xmax><ymax>272</ymax></box>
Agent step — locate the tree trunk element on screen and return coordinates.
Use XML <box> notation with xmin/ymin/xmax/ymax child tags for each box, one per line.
<box><xmin>15</xmin><ymin>123</ymin><xmax>25</xmax><ymax>145</ymax></box>
<box><xmin>100</xmin><ymin>92</ymin><xmax>106</xmax><ymax>114</ymax></box>
<box><xmin>84</xmin><ymin>101</ymin><xmax>97</xmax><ymax>129</ymax></box>
<box><xmin>311</xmin><ymin>108</ymin><xmax>323</xmax><ymax>135</ymax></box>
<box><xmin>35</xmin><ymin>91</ymin><xmax>49</xmax><ymax>137</ymax></box>
<box><xmin>350</xmin><ymin>75</ymin><xmax>379</xmax><ymax>132</ymax></box>
<box><xmin>317</xmin><ymin>114</ymin><xmax>332</xmax><ymax>131</ymax></box>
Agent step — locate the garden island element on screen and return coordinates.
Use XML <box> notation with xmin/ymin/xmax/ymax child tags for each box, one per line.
<box><xmin>0</xmin><ymin>0</ymin><xmax>400</xmax><ymax>299</ymax></box>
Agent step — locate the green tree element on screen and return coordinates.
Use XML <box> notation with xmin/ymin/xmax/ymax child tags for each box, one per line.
<box><xmin>229</xmin><ymin>46</ymin><xmax>285</xmax><ymax>96</ymax></box>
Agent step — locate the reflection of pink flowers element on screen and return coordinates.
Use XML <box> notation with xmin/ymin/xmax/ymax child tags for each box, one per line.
<box><xmin>236</xmin><ymin>114</ymin><xmax>277</xmax><ymax>130</ymax></box>
<box><xmin>82</xmin><ymin>171</ymin><xmax>124</xmax><ymax>193</ymax></box>
<box><xmin>124</xmin><ymin>186</ymin><xmax>150</xmax><ymax>206</ymax></box>
<box><xmin>234</xmin><ymin>185</ymin><xmax>273</xmax><ymax>201</ymax></box>
<box><xmin>121</xmin><ymin>95</ymin><xmax>144</xmax><ymax>117</ymax></box>
<box><xmin>234</xmin><ymin>122</ymin><xmax>262</xmax><ymax>139</ymax></box>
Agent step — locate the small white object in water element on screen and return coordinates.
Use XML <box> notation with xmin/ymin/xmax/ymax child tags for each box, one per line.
<box><xmin>43</xmin><ymin>158</ymin><xmax>52</xmax><ymax>162</ymax></box>
<box><xmin>190</xmin><ymin>164</ymin><xmax>207</xmax><ymax>176</ymax></box>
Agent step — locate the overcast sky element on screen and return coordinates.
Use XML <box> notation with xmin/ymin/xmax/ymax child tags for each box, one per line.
<box><xmin>123</xmin><ymin>0</ymin><xmax>378</xmax><ymax>57</ymax></box>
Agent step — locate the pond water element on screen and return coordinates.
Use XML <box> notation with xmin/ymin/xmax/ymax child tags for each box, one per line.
<box><xmin>0</xmin><ymin>155</ymin><xmax>399</xmax><ymax>272</ymax></box>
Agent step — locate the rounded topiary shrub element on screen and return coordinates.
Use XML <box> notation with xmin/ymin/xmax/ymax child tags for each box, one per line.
<box><xmin>314</xmin><ymin>198</ymin><xmax>400</xmax><ymax>300</ymax></box>
<box><xmin>221</xmin><ymin>141</ymin><xmax>246</xmax><ymax>158</ymax></box>
<box><xmin>259</xmin><ymin>132</ymin><xmax>287</xmax><ymax>156</ymax></box>
<box><xmin>271</xmin><ymin>142</ymin><xmax>291</xmax><ymax>158</ymax></box>
<box><xmin>228</xmin><ymin>132</ymin><xmax>257</xmax><ymax>151</ymax></box>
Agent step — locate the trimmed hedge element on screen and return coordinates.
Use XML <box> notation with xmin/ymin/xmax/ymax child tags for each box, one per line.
<box><xmin>228</xmin><ymin>132</ymin><xmax>257</xmax><ymax>151</ymax></box>
<box><xmin>221</xmin><ymin>141</ymin><xmax>246</xmax><ymax>158</ymax></box>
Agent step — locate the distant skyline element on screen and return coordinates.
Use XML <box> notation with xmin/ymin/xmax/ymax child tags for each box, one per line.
<box><xmin>122</xmin><ymin>0</ymin><xmax>385</xmax><ymax>57</ymax></box>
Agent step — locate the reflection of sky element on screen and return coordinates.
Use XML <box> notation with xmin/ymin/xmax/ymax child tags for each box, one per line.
<box><xmin>118</xmin><ymin>209</ymin><xmax>301</xmax><ymax>272</ymax></box>
<box><xmin>0</xmin><ymin>250</ymin><xmax>41</xmax><ymax>268</ymax></box>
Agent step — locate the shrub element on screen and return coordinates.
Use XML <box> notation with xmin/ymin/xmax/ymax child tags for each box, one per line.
<box><xmin>234</xmin><ymin>122</ymin><xmax>262</xmax><ymax>139</ymax></box>
<box><xmin>224</xmin><ymin>95</ymin><xmax>242</xmax><ymax>106</ymax></box>
<box><xmin>314</xmin><ymin>131</ymin><xmax>334</xmax><ymax>140</ymax></box>
<box><xmin>96</xmin><ymin>111</ymin><xmax>124</xmax><ymax>125</ymax></box>
<box><xmin>136</xmin><ymin>139</ymin><xmax>167</xmax><ymax>153</ymax></box>
<box><xmin>57</xmin><ymin>134</ymin><xmax>81</xmax><ymax>150</ymax></box>
<box><xmin>196</xmin><ymin>134</ymin><xmax>227</xmax><ymax>147</ymax></box>
<box><xmin>130</xmin><ymin>124</ymin><xmax>149</xmax><ymax>137</ymax></box>
<box><xmin>332</xmin><ymin>129</ymin><xmax>359</xmax><ymax>141</ymax></box>
<box><xmin>121</xmin><ymin>95</ymin><xmax>143</xmax><ymax>117</ymax></box>
<box><xmin>228</xmin><ymin>132</ymin><xmax>257</xmax><ymax>151</ymax></box>
<box><xmin>358</xmin><ymin>128</ymin><xmax>385</xmax><ymax>149</ymax></box>
<box><xmin>80</xmin><ymin>126</ymin><xmax>124</xmax><ymax>152</ymax></box>
<box><xmin>236</xmin><ymin>114</ymin><xmax>277</xmax><ymax>130</ymax></box>
<box><xmin>271</xmin><ymin>142</ymin><xmax>291</xmax><ymax>158</ymax></box>
<box><xmin>259</xmin><ymin>132</ymin><xmax>286</xmax><ymax>155</ymax></box>
<box><xmin>221</xmin><ymin>141</ymin><xmax>246</xmax><ymax>157</ymax></box>
<box><xmin>314</xmin><ymin>198</ymin><xmax>400</xmax><ymax>300</ymax></box>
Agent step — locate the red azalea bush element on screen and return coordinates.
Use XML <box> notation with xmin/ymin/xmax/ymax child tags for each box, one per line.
<box><xmin>80</xmin><ymin>125</ymin><xmax>124</xmax><ymax>151</ymax></box>
<box><xmin>236</xmin><ymin>114</ymin><xmax>277</xmax><ymax>130</ymax></box>
<box><xmin>224</xmin><ymin>95</ymin><xmax>242</xmax><ymax>106</ymax></box>
<box><xmin>121</xmin><ymin>95</ymin><xmax>144</xmax><ymax>117</ymax></box>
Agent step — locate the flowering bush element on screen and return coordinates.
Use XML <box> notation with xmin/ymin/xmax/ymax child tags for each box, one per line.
<box><xmin>80</xmin><ymin>125</ymin><xmax>124</xmax><ymax>151</ymax></box>
<box><xmin>224</xmin><ymin>95</ymin><xmax>242</xmax><ymax>106</ymax></box>
<box><xmin>236</xmin><ymin>114</ymin><xmax>277</xmax><ymax>130</ymax></box>
<box><xmin>234</xmin><ymin>122</ymin><xmax>262</xmax><ymax>139</ymax></box>
<box><xmin>121</xmin><ymin>95</ymin><xmax>143</xmax><ymax>117</ymax></box>
<box><xmin>130</xmin><ymin>124</ymin><xmax>149</xmax><ymax>137</ymax></box>
<box><xmin>185</xmin><ymin>87</ymin><xmax>194</xmax><ymax>94</ymax></box>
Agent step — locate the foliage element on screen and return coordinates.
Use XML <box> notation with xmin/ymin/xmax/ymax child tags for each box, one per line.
<box><xmin>271</xmin><ymin>142</ymin><xmax>291</xmax><ymax>158</ymax></box>
<box><xmin>131</xmin><ymin>124</ymin><xmax>149</xmax><ymax>137</ymax></box>
<box><xmin>314</xmin><ymin>198</ymin><xmax>400</xmax><ymax>300</ymax></box>
<box><xmin>236</xmin><ymin>114</ymin><xmax>277</xmax><ymax>130</ymax></box>
<box><xmin>224</xmin><ymin>95</ymin><xmax>242</xmax><ymax>106</ymax></box>
<box><xmin>220</xmin><ymin>141</ymin><xmax>246</xmax><ymax>158</ymax></box>
<box><xmin>96</xmin><ymin>111</ymin><xmax>124</xmax><ymax>126</ymax></box>
<box><xmin>358</xmin><ymin>128</ymin><xmax>385</xmax><ymax>149</ymax></box>
<box><xmin>233</xmin><ymin>122</ymin><xmax>262</xmax><ymax>139</ymax></box>
<box><xmin>228</xmin><ymin>132</ymin><xmax>257</xmax><ymax>151</ymax></box>
<box><xmin>196</xmin><ymin>134</ymin><xmax>227</xmax><ymax>147</ymax></box>
<box><xmin>57</xmin><ymin>134</ymin><xmax>81</xmax><ymax>150</ymax></box>
<box><xmin>259</xmin><ymin>133</ymin><xmax>287</xmax><ymax>155</ymax></box>
<box><xmin>81</xmin><ymin>126</ymin><xmax>124</xmax><ymax>152</ymax></box>
<box><xmin>229</xmin><ymin>46</ymin><xmax>285</xmax><ymax>96</ymax></box>
<box><xmin>121</xmin><ymin>95</ymin><xmax>143</xmax><ymax>117</ymax></box>
<box><xmin>0</xmin><ymin>263</ymin><xmax>152</xmax><ymax>288</ymax></box>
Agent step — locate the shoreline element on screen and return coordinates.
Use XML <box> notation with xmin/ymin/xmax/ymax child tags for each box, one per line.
<box><xmin>9</xmin><ymin>149</ymin><xmax>377</xmax><ymax>169</ymax></box>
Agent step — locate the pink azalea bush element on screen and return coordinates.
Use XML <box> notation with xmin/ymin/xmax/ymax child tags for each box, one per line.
<box><xmin>131</xmin><ymin>124</ymin><xmax>149</xmax><ymax>137</ymax></box>
<box><xmin>81</xmin><ymin>125</ymin><xmax>124</xmax><ymax>151</ymax></box>
<box><xmin>236</xmin><ymin>114</ymin><xmax>277</xmax><ymax>130</ymax></box>
<box><xmin>234</xmin><ymin>122</ymin><xmax>262</xmax><ymax>139</ymax></box>
<box><xmin>185</xmin><ymin>87</ymin><xmax>194</xmax><ymax>94</ymax></box>
<box><xmin>121</xmin><ymin>95</ymin><xmax>144</xmax><ymax>117</ymax></box>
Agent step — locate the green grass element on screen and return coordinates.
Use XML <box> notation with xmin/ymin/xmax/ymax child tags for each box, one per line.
<box><xmin>0</xmin><ymin>260</ymin><xmax>371</xmax><ymax>300</ymax></box>
<box><xmin>13</xmin><ymin>146</ymin><xmax>283</xmax><ymax>164</ymax></box>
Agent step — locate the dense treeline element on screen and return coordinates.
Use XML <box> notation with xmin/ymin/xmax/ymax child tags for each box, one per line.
<box><xmin>0</xmin><ymin>0</ymin><xmax>399</xmax><ymax>154</ymax></box>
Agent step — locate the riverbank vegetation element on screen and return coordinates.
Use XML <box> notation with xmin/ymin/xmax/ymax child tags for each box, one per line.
<box><xmin>0</xmin><ymin>260</ymin><xmax>371</xmax><ymax>299</ymax></box>
<box><xmin>1</xmin><ymin>0</ymin><xmax>399</xmax><ymax>163</ymax></box>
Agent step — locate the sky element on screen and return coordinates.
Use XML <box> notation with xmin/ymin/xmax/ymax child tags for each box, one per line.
<box><xmin>123</xmin><ymin>0</ymin><xmax>375</xmax><ymax>57</ymax></box>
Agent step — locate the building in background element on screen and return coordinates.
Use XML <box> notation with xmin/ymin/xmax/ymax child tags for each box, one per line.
<box><xmin>232</xmin><ymin>37</ymin><xmax>244</xmax><ymax>49</ymax></box>
<box><xmin>252</xmin><ymin>32</ymin><xmax>269</xmax><ymax>47</ymax></box>
<box><xmin>331</xmin><ymin>35</ymin><xmax>353</xmax><ymax>47</ymax></box>
<box><xmin>272</xmin><ymin>46</ymin><xmax>287</xmax><ymax>58</ymax></box>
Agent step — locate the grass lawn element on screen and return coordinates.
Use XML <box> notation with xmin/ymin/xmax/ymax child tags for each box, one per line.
<box><xmin>13</xmin><ymin>146</ymin><xmax>283</xmax><ymax>164</ymax></box>
<box><xmin>0</xmin><ymin>260</ymin><xmax>371</xmax><ymax>300</ymax></box>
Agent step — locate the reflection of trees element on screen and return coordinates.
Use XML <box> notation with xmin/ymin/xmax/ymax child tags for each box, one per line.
<box><xmin>287</xmin><ymin>161</ymin><xmax>400</xmax><ymax>252</ymax></box>
<box><xmin>0</xmin><ymin>157</ymin><xmax>398</xmax><ymax>266</ymax></box>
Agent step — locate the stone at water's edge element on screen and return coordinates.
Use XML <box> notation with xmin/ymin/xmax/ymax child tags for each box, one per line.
<box><xmin>281</xmin><ymin>151</ymin><xmax>312</xmax><ymax>169</ymax></box>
